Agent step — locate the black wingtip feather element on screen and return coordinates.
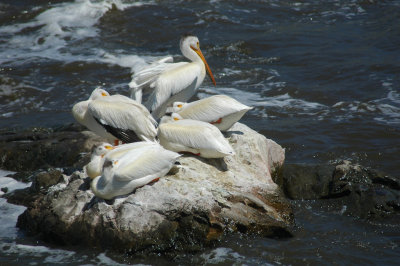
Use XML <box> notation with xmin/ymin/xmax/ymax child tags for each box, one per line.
<box><xmin>94</xmin><ymin>117</ymin><xmax>141</xmax><ymax>143</ymax></box>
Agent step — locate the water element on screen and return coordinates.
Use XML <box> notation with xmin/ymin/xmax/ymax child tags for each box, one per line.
<box><xmin>0</xmin><ymin>0</ymin><xmax>399</xmax><ymax>264</ymax></box>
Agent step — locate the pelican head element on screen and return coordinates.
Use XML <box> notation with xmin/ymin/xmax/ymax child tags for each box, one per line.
<box><xmin>91</xmin><ymin>143</ymin><xmax>114</xmax><ymax>158</ymax></box>
<box><xmin>171</xmin><ymin>113</ymin><xmax>183</xmax><ymax>121</ymax></box>
<box><xmin>180</xmin><ymin>34</ymin><xmax>216</xmax><ymax>86</ymax></box>
<box><xmin>89</xmin><ymin>87</ymin><xmax>110</xmax><ymax>100</ymax></box>
<box><xmin>172</xmin><ymin>101</ymin><xmax>188</xmax><ymax>112</ymax></box>
<box><xmin>160</xmin><ymin>112</ymin><xmax>183</xmax><ymax>124</ymax></box>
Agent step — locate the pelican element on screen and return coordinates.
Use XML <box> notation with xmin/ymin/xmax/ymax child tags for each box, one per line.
<box><xmin>84</xmin><ymin>141</ymin><xmax>159</xmax><ymax>179</ymax></box>
<box><xmin>129</xmin><ymin>34</ymin><xmax>216</xmax><ymax>119</ymax></box>
<box><xmin>157</xmin><ymin>113</ymin><xmax>235</xmax><ymax>158</ymax></box>
<box><xmin>128</xmin><ymin>56</ymin><xmax>173</xmax><ymax>103</ymax></box>
<box><xmin>172</xmin><ymin>95</ymin><xmax>253</xmax><ymax>131</ymax></box>
<box><xmin>90</xmin><ymin>145</ymin><xmax>180</xmax><ymax>200</ymax></box>
<box><xmin>103</xmin><ymin>141</ymin><xmax>159</xmax><ymax>161</ymax></box>
<box><xmin>84</xmin><ymin>142</ymin><xmax>114</xmax><ymax>179</ymax></box>
<box><xmin>72</xmin><ymin>87</ymin><xmax>120</xmax><ymax>144</ymax></box>
<box><xmin>73</xmin><ymin>92</ymin><xmax>158</xmax><ymax>145</ymax></box>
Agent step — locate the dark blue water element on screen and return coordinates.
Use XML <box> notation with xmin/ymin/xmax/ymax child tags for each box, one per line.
<box><xmin>0</xmin><ymin>0</ymin><xmax>399</xmax><ymax>264</ymax></box>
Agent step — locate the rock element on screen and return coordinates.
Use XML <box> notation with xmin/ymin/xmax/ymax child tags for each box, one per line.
<box><xmin>31</xmin><ymin>169</ymin><xmax>63</xmax><ymax>192</ymax></box>
<box><xmin>4</xmin><ymin>169</ymin><xmax>66</xmax><ymax>208</ymax></box>
<box><xmin>0</xmin><ymin>124</ymin><xmax>106</xmax><ymax>171</ymax></box>
<box><xmin>12</xmin><ymin>122</ymin><xmax>293</xmax><ymax>254</ymax></box>
<box><xmin>274</xmin><ymin>160</ymin><xmax>400</xmax><ymax>219</ymax></box>
<box><xmin>274</xmin><ymin>163</ymin><xmax>335</xmax><ymax>199</ymax></box>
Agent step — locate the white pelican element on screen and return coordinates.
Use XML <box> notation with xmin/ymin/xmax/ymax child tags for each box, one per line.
<box><xmin>72</xmin><ymin>87</ymin><xmax>120</xmax><ymax>145</ymax></box>
<box><xmin>129</xmin><ymin>34</ymin><xmax>216</xmax><ymax>119</ymax></box>
<box><xmin>157</xmin><ymin>113</ymin><xmax>235</xmax><ymax>158</ymax></box>
<box><xmin>84</xmin><ymin>141</ymin><xmax>159</xmax><ymax>179</ymax></box>
<box><xmin>84</xmin><ymin>142</ymin><xmax>114</xmax><ymax>179</ymax></box>
<box><xmin>172</xmin><ymin>95</ymin><xmax>253</xmax><ymax>131</ymax></box>
<box><xmin>129</xmin><ymin>56</ymin><xmax>173</xmax><ymax>103</ymax></box>
<box><xmin>73</xmin><ymin>92</ymin><xmax>158</xmax><ymax>145</ymax></box>
<box><xmin>90</xmin><ymin>145</ymin><xmax>180</xmax><ymax>200</ymax></box>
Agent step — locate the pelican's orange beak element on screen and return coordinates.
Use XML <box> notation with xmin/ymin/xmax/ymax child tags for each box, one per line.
<box><xmin>190</xmin><ymin>45</ymin><xmax>216</xmax><ymax>86</ymax></box>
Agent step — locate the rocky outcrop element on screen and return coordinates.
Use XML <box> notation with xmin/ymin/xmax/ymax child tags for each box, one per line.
<box><xmin>4</xmin><ymin>123</ymin><xmax>293</xmax><ymax>254</ymax></box>
<box><xmin>274</xmin><ymin>161</ymin><xmax>400</xmax><ymax>219</ymax></box>
<box><xmin>0</xmin><ymin>124</ymin><xmax>104</xmax><ymax>172</ymax></box>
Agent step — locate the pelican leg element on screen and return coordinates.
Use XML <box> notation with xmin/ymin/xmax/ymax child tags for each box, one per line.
<box><xmin>150</xmin><ymin>177</ymin><xmax>160</xmax><ymax>183</ymax></box>
<box><xmin>211</xmin><ymin>118</ymin><xmax>222</xmax><ymax>124</ymax></box>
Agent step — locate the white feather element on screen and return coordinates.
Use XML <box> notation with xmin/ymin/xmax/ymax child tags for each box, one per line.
<box><xmin>145</xmin><ymin>62</ymin><xmax>202</xmax><ymax>118</ymax></box>
<box><xmin>71</xmin><ymin>88</ymin><xmax>116</xmax><ymax>143</ymax></box>
<box><xmin>157</xmin><ymin>116</ymin><xmax>234</xmax><ymax>158</ymax></box>
<box><xmin>90</xmin><ymin>145</ymin><xmax>180</xmax><ymax>200</ymax></box>
<box><xmin>129</xmin><ymin>56</ymin><xmax>176</xmax><ymax>102</ymax></box>
<box><xmin>128</xmin><ymin>36</ymin><xmax>215</xmax><ymax>119</ymax></box>
<box><xmin>173</xmin><ymin>95</ymin><xmax>253</xmax><ymax>131</ymax></box>
<box><xmin>88</xmin><ymin>94</ymin><xmax>157</xmax><ymax>141</ymax></box>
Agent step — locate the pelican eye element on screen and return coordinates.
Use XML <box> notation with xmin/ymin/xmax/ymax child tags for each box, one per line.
<box><xmin>177</xmin><ymin>104</ymin><xmax>183</xmax><ymax>108</ymax></box>
<box><xmin>197</xmin><ymin>42</ymin><xmax>199</xmax><ymax>48</ymax></box>
<box><xmin>173</xmin><ymin>117</ymin><xmax>179</xmax><ymax>121</ymax></box>
<box><xmin>101</xmin><ymin>92</ymin><xmax>107</xmax><ymax>96</ymax></box>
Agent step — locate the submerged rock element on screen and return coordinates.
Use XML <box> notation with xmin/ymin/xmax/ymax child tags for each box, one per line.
<box><xmin>7</xmin><ymin>123</ymin><xmax>293</xmax><ymax>254</ymax></box>
<box><xmin>274</xmin><ymin>160</ymin><xmax>400</xmax><ymax>219</ymax></box>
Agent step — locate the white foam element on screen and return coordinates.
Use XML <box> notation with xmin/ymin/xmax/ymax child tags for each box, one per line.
<box><xmin>0</xmin><ymin>170</ymin><xmax>77</xmax><ymax>263</ymax></box>
<box><xmin>0</xmin><ymin>198</ymin><xmax>26</xmax><ymax>238</ymax></box>
<box><xmin>0</xmin><ymin>177</ymin><xmax>31</xmax><ymax>196</ymax></box>
<box><xmin>0</xmin><ymin>242</ymin><xmax>76</xmax><ymax>259</ymax></box>
<box><xmin>0</xmin><ymin>0</ymin><xmax>153</xmax><ymax>66</ymax></box>
<box><xmin>0</xmin><ymin>170</ymin><xmax>31</xmax><ymax>239</ymax></box>
<box><xmin>0</xmin><ymin>170</ymin><xmax>30</xmax><ymax>193</ymax></box>
<box><xmin>95</xmin><ymin>252</ymin><xmax>132</xmax><ymax>266</ymax></box>
<box><xmin>387</xmin><ymin>90</ymin><xmax>400</xmax><ymax>104</ymax></box>
<box><xmin>332</xmin><ymin>90</ymin><xmax>400</xmax><ymax>125</ymax></box>
<box><xmin>99</xmin><ymin>50</ymin><xmax>163</xmax><ymax>74</ymax></box>
<box><xmin>201</xmin><ymin>247</ymin><xmax>244</xmax><ymax>264</ymax></box>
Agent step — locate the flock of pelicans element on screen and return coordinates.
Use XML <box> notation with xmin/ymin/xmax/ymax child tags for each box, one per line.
<box><xmin>72</xmin><ymin>34</ymin><xmax>252</xmax><ymax>200</ymax></box>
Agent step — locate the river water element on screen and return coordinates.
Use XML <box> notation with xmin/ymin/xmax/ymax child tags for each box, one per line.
<box><xmin>0</xmin><ymin>0</ymin><xmax>399</xmax><ymax>264</ymax></box>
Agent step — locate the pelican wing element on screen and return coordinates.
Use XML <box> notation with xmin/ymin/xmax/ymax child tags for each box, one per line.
<box><xmin>179</xmin><ymin>95</ymin><xmax>252</xmax><ymax>122</ymax></box>
<box><xmin>145</xmin><ymin>62</ymin><xmax>202</xmax><ymax>113</ymax></box>
<box><xmin>93</xmin><ymin>117</ymin><xmax>141</xmax><ymax>143</ymax></box>
<box><xmin>72</xmin><ymin>100</ymin><xmax>88</xmax><ymax>123</ymax></box>
<box><xmin>102</xmin><ymin>141</ymin><xmax>158</xmax><ymax>163</ymax></box>
<box><xmin>114</xmin><ymin>147</ymin><xmax>179</xmax><ymax>182</ymax></box>
<box><xmin>159</xmin><ymin>120</ymin><xmax>227</xmax><ymax>151</ymax></box>
<box><xmin>106</xmin><ymin>94</ymin><xmax>158</xmax><ymax>126</ymax></box>
<box><xmin>130</xmin><ymin>56</ymin><xmax>174</xmax><ymax>89</ymax></box>
<box><xmin>88</xmin><ymin>96</ymin><xmax>157</xmax><ymax>142</ymax></box>
<box><xmin>129</xmin><ymin>57</ymin><xmax>185</xmax><ymax>102</ymax></box>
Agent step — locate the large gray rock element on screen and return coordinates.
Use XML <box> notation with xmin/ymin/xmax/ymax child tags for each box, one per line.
<box><xmin>274</xmin><ymin>160</ymin><xmax>400</xmax><ymax>219</ymax></box>
<box><xmin>13</xmin><ymin>123</ymin><xmax>293</xmax><ymax>253</ymax></box>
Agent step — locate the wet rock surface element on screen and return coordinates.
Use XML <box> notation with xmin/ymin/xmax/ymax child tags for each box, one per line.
<box><xmin>274</xmin><ymin>160</ymin><xmax>400</xmax><ymax>219</ymax></box>
<box><xmin>2</xmin><ymin>123</ymin><xmax>293</xmax><ymax>254</ymax></box>
<box><xmin>0</xmin><ymin>123</ymin><xmax>104</xmax><ymax>172</ymax></box>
